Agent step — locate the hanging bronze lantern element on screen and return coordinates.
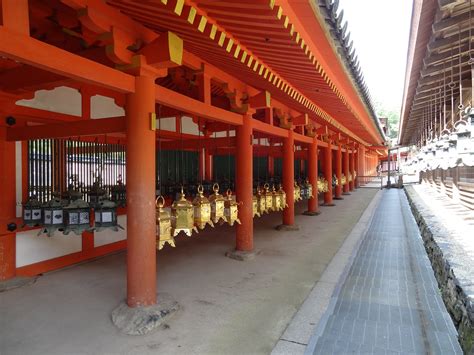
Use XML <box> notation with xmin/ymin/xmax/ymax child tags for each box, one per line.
<box><xmin>111</xmin><ymin>175</ymin><xmax>126</xmax><ymax>208</ymax></box>
<box><xmin>223</xmin><ymin>189</ymin><xmax>241</xmax><ymax>226</ymax></box>
<box><xmin>256</xmin><ymin>186</ymin><xmax>267</xmax><ymax>215</ymax></box>
<box><xmin>263</xmin><ymin>183</ymin><xmax>274</xmax><ymax>212</ymax></box>
<box><xmin>63</xmin><ymin>197</ymin><xmax>92</xmax><ymax>236</ymax></box>
<box><xmin>156</xmin><ymin>196</ymin><xmax>175</xmax><ymax>250</ymax></box>
<box><xmin>252</xmin><ymin>195</ymin><xmax>260</xmax><ymax>218</ymax></box>
<box><xmin>302</xmin><ymin>179</ymin><xmax>314</xmax><ymax>200</ymax></box>
<box><xmin>22</xmin><ymin>195</ymin><xmax>42</xmax><ymax>227</ymax></box>
<box><xmin>171</xmin><ymin>187</ymin><xmax>198</xmax><ymax>237</ymax></box>
<box><xmin>38</xmin><ymin>194</ymin><xmax>67</xmax><ymax>237</ymax></box>
<box><xmin>318</xmin><ymin>177</ymin><xmax>329</xmax><ymax>193</ymax></box>
<box><xmin>93</xmin><ymin>198</ymin><xmax>123</xmax><ymax>232</ymax></box>
<box><xmin>209</xmin><ymin>183</ymin><xmax>225</xmax><ymax>224</ymax></box>
<box><xmin>294</xmin><ymin>182</ymin><xmax>302</xmax><ymax>202</ymax></box>
<box><xmin>192</xmin><ymin>184</ymin><xmax>214</xmax><ymax>230</ymax></box>
<box><xmin>341</xmin><ymin>174</ymin><xmax>347</xmax><ymax>186</ymax></box>
<box><xmin>277</xmin><ymin>184</ymin><xmax>289</xmax><ymax>209</ymax></box>
<box><xmin>271</xmin><ymin>184</ymin><xmax>282</xmax><ymax>211</ymax></box>
<box><xmin>348</xmin><ymin>173</ymin><xmax>353</xmax><ymax>183</ymax></box>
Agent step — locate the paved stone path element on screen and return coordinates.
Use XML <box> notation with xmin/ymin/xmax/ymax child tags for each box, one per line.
<box><xmin>308</xmin><ymin>189</ymin><xmax>462</xmax><ymax>354</ymax></box>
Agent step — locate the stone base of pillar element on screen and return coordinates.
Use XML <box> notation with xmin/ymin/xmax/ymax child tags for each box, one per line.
<box><xmin>343</xmin><ymin>192</ymin><xmax>351</xmax><ymax>196</ymax></box>
<box><xmin>112</xmin><ymin>293</ymin><xmax>179</xmax><ymax>335</ymax></box>
<box><xmin>334</xmin><ymin>197</ymin><xmax>344</xmax><ymax>200</ymax></box>
<box><xmin>322</xmin><ymin>203</ymin><xmax>336</xmax><ymax>207</ymax></box>
<box><xmin>0</xmin><ymin>276</ymin><xmax>37</xmax><ymax>292</ymax></box>
<box><xmin>303</xmin><ymin>210</ymin><xmax>321</xmax><ymax>216</ymax></box>
<box><xmin>225</xmin><ymin>249</ymin><xmax>258</xmax><ymax>261</ymax></box>
<box><xmin>275</xmin><ymin>224</ymin><xmax>300</xmax><ymax>231</ymax></box>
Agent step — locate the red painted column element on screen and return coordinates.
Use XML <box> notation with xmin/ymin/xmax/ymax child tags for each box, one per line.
<box><xmin>0</xmin><ymin>125</ymin><xmax>17</xmax><ymax>281</ymax></box>
<box><xmin>126</xmin><ymin>75</ymin><xmax>157</xmax><ymax>307</ymax></box>
<box><xmin>204</xmin><ymin>148</ymin><xmax>212</xmax><ymax>181</ymax></box>
<box><xmin>235</xmin><ymin>114</ymin><xmax>253</xmax><ymax>251</ymax></box>
<box><xmin>335</xmin><ymin>143</ymin><xmax>342</xmax><ymax>199</ymax></box>
<box><xmin>305</xmin><ymin>138</ymin><xmax>320</xmax><ymax>215</ymax></box>
<box><xmin>268</xmin><ymin>155</ymin><xmax>274</xmax><ymax>178</ymax></box>
<box><xmin>349</xmin><ymin>149</ymin><xmax>355</xmax><ymax>191</ymax></box>
<box><xmin>282</xmin><ymin>130</ymin><xmax>296</xmax><ymax>225</ymax></box>
<box><xmin>343</xmin><ymin>149</ymin><xmax>350</xmax><ymax>194</ymax></box>
<box><xmin>323</xmin><ymin>144</ymin><xmax>334</xmax><ymax>206</ymax></box>
<box><xmin>198</xmin><ymin>148</ymin><xmax>204</xmax><ymax>181</ymax></box>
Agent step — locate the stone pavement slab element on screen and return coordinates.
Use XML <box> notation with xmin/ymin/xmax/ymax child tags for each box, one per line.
<box><xmin>306</xmin><ymin>189</ymin><xmax>462</xmax><ymax>354</ymax></box>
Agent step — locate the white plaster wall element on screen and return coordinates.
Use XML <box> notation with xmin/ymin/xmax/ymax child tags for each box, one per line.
<box><xmin>16</xmin><ymin>229</ymin><xmax>82</xmax><ymax>267</ymax></box>
<box><xmin>91</xmin><ymin>95</ymin><xmax>125</xmax><ymax>119</ymax></box>
<box><xmin>156</xmin><ymin>117</ymin><xmax>176</xmax><ymax>132</ymax></box>
<box><xmin>16</xmin><ymin>86</ymin><xmax>82</xmax><ymax>117</ymax></box>
<box><xmin>93</xmin><ymin>215</ymin><xmax>127</xmax><ymax>247</ymax></box>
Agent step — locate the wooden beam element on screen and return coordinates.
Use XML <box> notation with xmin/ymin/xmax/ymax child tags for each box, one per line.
<box><xmin>0</xmin><ymin>26</ymin><xmax>135</xmax><ymax>93</ymax></box>
<box><xmin>251</xmin><ymin>119</ymin><xmax>288</xmax><ymax>138</ymax></box>
<box><xmin>155</xmin><ymin>85</ymin><xmax>243</xmax><ymax>126</ymax></box>
<box><xmin>6</xmin><ymin>116</ymin><xmax>125</xmax><ymax>141</ymax></box>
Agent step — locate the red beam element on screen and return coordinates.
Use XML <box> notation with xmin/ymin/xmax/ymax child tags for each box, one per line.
<box><xmin>6</xmin><ymin>116</ymin><xmax>125</xmax><ymax>141</ymax></box>
<box><xmin>0</xmin><ymin>26</ymin><xmax>135</xmax><ymax>93</ymax></box>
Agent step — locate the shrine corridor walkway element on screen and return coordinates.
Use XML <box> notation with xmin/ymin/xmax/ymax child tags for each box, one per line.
<box><xmin>307</xmin><ymin>189</ymin><xmax>462</xmax><ymax>354</ymax></box>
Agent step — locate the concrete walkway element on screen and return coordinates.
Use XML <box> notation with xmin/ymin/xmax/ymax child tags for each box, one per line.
<box><xmin>306</xmin><ymin>189</ymin><xmax>462</xmax><ymax>354</ymax></box>
<box><xmin>0</xmin><ymin>189</ymin><xmax>378</xmax><ymax>355</ymax></box>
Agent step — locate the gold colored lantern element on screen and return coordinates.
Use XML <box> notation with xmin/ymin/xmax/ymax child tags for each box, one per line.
<box><xmin>305</xmin><ymin>179</ymin><xmax>314</xmax><ymax>199</ymax></box>
<box><xmin>271</xmin><ymin>185</ymin><xmax>282</xmax><ymax>211</ymax></box>
<box><xmin>348</xmin><ymin>173</ymin><xmax>353</xmax><ymax>182</ymax></box>
<box><xmin>294</xmin><ymin>182</ymin><xmax>302</xmax><ymax>202</ymax></box>
<box><xmin>252</xmin><ymin>194</ymin><xmax>261</xmax><ymax>218</ymax></box>
<box><xmin>171</xmin><ymin>187</ymin><xmax>198</xmax><ymax>237</ymax></box>
<box><xmin>341</xmin><ymin>174</ymin><xmax>347</xmax><ymax>186</ymax></box>
<box><xmin>209</xmin><ymin>183</ymin><xmax>225</xmax><ymax>224</ymax></box>
<box><xmin>317</xmin><ymin>177</ymin><xmax>329</xmax><ymax>193</ymax></box>
<box><xmin>256</xmin><ymin>186</ymin><xmax>267</xmax><ymax>215</ymax></box>
<box><xmin>192</xmin><ymin>185</ymin><xmax>214</xmax><ymax>230</ymax></box>
<box><xmin>156</xmin><ymin>196</ymin><xmax>175</xmax><ymax>250</ymax></box>
<box><xmin>277</xmin><ymin>184</ymin><xmax>288</xmax><ymax>210</ymax></box>
<box><xmin>263</xmin><ymin>183</ymin><xmax>274</xmax><ymax>212</ymax></box>
<box><xmin>223</xmin><ymin>189</ymin><xmax>241</xmax><ymax>226</ymax></box>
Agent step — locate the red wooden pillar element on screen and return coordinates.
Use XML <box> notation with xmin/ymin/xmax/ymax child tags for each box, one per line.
<box><xmin>268</xmin><ymin>155</ymin><xmax>274</xmax><ymax>178</ymax></box>
<box><xmin>304</xmin><ymin>137</ymin><xmax>320</xmax><ymax>215</ymax></box>
<box><xmin>323</xmin><ymin>144</ymin><xmax>334</xmax><ymax>206</ymax></box>
<box><xmin>125</xmin><ymin>75</ymin><xmax>157</xmax><ymax>307</ymax></box>
<box><xmin>343</xmin><ymin>149</ymin><xmax>350</xmax><ymax>194</ymax></box>
<box><xmin>282</xmin><ymin>130</ymin><xmax>296</xmax><ymax>226</ymax></box>
<box><xmin>335</xmin><ymin>143</ymin><xmax>343</xmax><ymax>199</ymax></box>
<box><xmin>349</xmin><ymin>149</ymin><xmax>355</xmax><ymax>191</ymax></box>
<box><xmin>204</xmin><ymin>148</ymin><xmax>212</xmax><ymax>181</ymax></box>
<box><xmin>235</xmin><ymin>114</ymin><xmax>253</xmax><ymax>251</ymax></box>
<box><xmin>0</xmin><ymin>125</ymin><xmax>17</xmax><ymax>281</ymax></box>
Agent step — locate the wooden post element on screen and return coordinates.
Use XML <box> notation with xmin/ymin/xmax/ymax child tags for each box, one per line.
<box><xmin>304</xmin><ymin>137</ymin><xmax>320</xmax><ymax>215</ymax></box>
<box><xmin>125</xmin><ymin>75</ymin><xmax>157</xmax><ymax>307</ymax></box>
<box><xmin>280</xmin><ymin>129</ymin><xmax>297</xmax><ymax>228</ymax></box>
<box><xmin>335</xmin><ymin>143</ymin><xmax>343</xmax><ymax>199</ymax></box>
<box><xmin>343</xmin><ymin>149</ymin><xmax>350</xmax><ymax>194</ymax></box>
<box><xmin>323</xmin><ymin>144</ymin><xmax>334</xmax><ymax>206</ymax></box>
<box><xmin>0</xmin><ymin>125</ymin><xmax>17</xmax><ymax>281</ymax></box>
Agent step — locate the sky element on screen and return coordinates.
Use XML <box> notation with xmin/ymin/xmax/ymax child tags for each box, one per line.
<box><xmin>338</xmin><ymin>0</ymin><xmax>414</xmax><ymax>113</ymax></box>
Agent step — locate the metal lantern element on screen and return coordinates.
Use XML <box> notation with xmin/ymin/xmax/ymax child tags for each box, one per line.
<box><xmin>209</xmin><ymin>183</ymin><xmax>226</xmax><ymax>224</ymax></box>
<box><xmin>256</xmin><ymin>186</ymin><xmax>267</xmax><ymax>215</ymax></box>
<box><xmin>271</xmin><ymin>184</ymin><xmax>282</xmax><ymax>211</ymax></box>
<box><xmin>111</xmin><ymin>175</ymin><xmax>126</xmax><ymax>207</ymax></box>
<box><xmin>192</xmin><ymin>184</ymin><xmax>214</xmax><ymax>230</ymax></box>
<box><xmin>223</xmin><ymin>189</ymin><xmax>241</xmax><ymax>226</ymax></box>
<box><xmin>88</xmin><ymin>176</ymin><xmax>106</xmax><ymax>205</ymax></box>
<box><xmin>63</xmin><ymin>197</ymin><xmax>92</xmax><ymax>236</ymax></box>
<box><xmin>263</xmin><ymin>183</ymin><xmax>274</xmax><ymax>212</ymax></box>
<box><xmin>171</xmin><ymin>187</ymin><xmax>198</xmax><ymax>237</ymax></box>
<box><xmin>341</xmin><ymin>174</ymin><xmax>347</xmax><ymax>186</ymax></box>
<box><xmin>156</xmin><ymin>196</ymin><xmax>175</xmax><ymax>250</ymax></box>
<box><xmin>277</xmin><ymin>184</ymin><xmax>288</xmax><ymax>210</ymax></box>
<box><xmin>317</xmin><ymin>177</ymin><xmax>329</xmax><ymax>193</ymax></box>
<box><xmin>301</xmin><ymin>179</ymin><xmax>314</xmax><ymax>200</ymax></box>
<box><xmin>22</xmin><ymin>195</ymin><xmax>42</xmax><ymax>227</ymax></box>
<box><xmin>38</xmin><ymin>194</ymin><xmax>67</xmax><ymax>237</ymax></box>
<box><xmin>294</xmin><ymin>182</ymin><xmax>302</xmax><ymax>202</ymax></box>
<box><xmin>252</xmin><ymin>194</ymin><xmax>261</xmax><ymax>218</ymax></box>
<box><xmin>348</xmin><ymin>173</ymin><xmax>353</xmax><ymax>183</ymax></box>
<box><xmin>93</xmin><ymin>198</ymin><xmax>123</xmax><ymax>232</ymax></box>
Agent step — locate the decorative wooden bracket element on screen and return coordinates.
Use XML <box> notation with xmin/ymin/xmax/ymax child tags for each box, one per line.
<box><xmin>305</xmin><ymin>123</ymin><xmax>316</xmax><ymax>138</ymax></box>
<box><xmin>246</xmin><ymin>91</ymin><xmax>271</xmax><ymax>109</ymax></box>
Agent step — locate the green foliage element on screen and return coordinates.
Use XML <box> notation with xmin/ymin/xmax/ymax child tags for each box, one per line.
<box><xmin>374</xmin><ymin>101</ymin><xmax>400</xmax><ymax>139</ymax></box>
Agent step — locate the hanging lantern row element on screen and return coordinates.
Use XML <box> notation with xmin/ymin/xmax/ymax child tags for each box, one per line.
<box><xmin>22</xmin><ymin>176</ymin><xmax>123</xmax><ymax>237</ymax></box>
<box><xmin>317</xmin><ymin>177</ymin><xmax>329</xmax><ymax>193</ymax></box>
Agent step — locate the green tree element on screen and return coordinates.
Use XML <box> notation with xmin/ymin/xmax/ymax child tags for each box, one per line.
<box><xmin>374</xmin><ymin>102</ymin><xmax>399</xmax><ymax>139</ymax></box>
